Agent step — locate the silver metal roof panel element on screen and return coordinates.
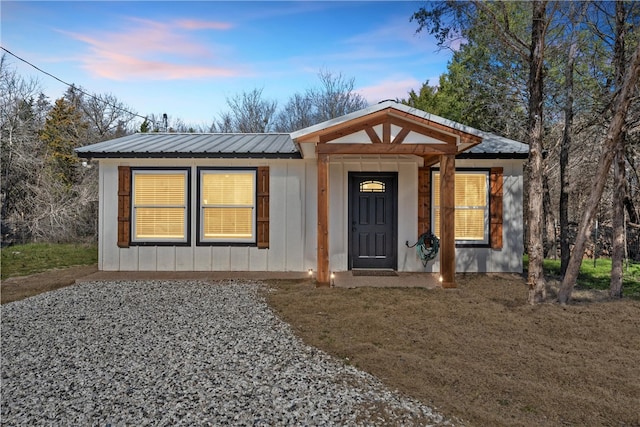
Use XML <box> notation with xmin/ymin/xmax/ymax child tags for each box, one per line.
<box><xmin>75</xmin><ymin>133</ymin><xmax>301</xmax><ymax>159</ymax></box>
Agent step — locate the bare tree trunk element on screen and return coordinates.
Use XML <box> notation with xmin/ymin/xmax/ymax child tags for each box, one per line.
<box><xmin>610</xmin><ymin>1</ymin><xmax>627</xmax><ymax>299</ymax></box>
<box><xmin>560</xmin><ymin>42</ymin><xmax>577</xmax><ymax>277</ymax></box>
<box><xmin>611</xmin><ymin>140</ymin><xmax>626</xmax><ymax>298</ymax></box>
<box><xmin>558</xmin><ymin>40</ymin><xmax>640</xmax><ymax>304</ymax></box>
<box><xmin>527</xmin><ymin>0</ymin><xmax>548</xmax><ymax>304</ymax></box>
<box><xmin>543</xmin><ymin>174</ymin><xmax>556</xmax><ymax>258</ymax></box>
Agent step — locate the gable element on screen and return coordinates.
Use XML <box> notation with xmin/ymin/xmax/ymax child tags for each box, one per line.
<box><xmin>292</xmin><ymin>105</ymin><xmax>482</xmax><ymax>161</ymax></box>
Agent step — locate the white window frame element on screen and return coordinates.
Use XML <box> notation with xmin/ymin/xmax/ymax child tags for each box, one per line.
<box><xmin>131</xmin><ymin>168</ymin><xmax>189</xmax><ymax>244</ymax></box>
<box><xmin>432</xmin><ymin>169</ymin><xmax>490</xmax><ymax>246</ymax></box>
<box><xmin>198</xmin><ymin>168</ymin><xmax>257</xmax><ymax>245</ymax></box>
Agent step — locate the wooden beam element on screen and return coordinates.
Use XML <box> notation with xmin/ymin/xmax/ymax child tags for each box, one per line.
<box><xmin>296</xmin><ymin>107</ymin><xmax>482</xmax><ymax>149</ymax></box>
<box><xmin>317</xmin><ymin>153</ymin><xmax>330</xmax><ymax>287</ymax></box>
<box><xmin>387</xmin><ymin>116</ymin><xmax>458</xmax><ymax>145</ymax></box>
<box><xmin>417</xmin><ymin>166</ymin><xmax>431</xmax><ymax>235</ymax></box>
<box><xmin>382</xmin><ymin>122</ymin><xmax>391</xmax><ymax>144</ymax></box>
<box><xmin>393</xmin><ymin>127</ymin><xmax>411</xmax><ymax>145</ymax></box>
<box><xmin>388</xmin><ymin>110</ymin><xmax>482</xmax><ymax>146</ymax></box>
<box><xmin>422</xmin><ymin>155</ymin><xmax>441</xmax><ymax>168</ymax></box>
<box><xmin>365</xmin><ymin>127</ymin><xmax>382</xmax><ymax>144</ymax></box>
<box><xmin>440</xmin><ymin>154</ymin><xmax>456</xmax><ymax>288</ymax></box>
<box><xmin>316</xmin><ymin>143</ymin><xmax>458</xmax><ymax>155</ymax></box>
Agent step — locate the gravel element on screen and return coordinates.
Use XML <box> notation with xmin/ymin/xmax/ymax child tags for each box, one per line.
<box><xmin>1</xmin><ymin>279</ymin><xmax>455</xmax><ymax>426</ymax></box>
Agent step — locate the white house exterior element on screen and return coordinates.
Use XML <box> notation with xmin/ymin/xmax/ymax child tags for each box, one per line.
<box><xmin>76</xmin><ymin>102</ymin><xmax>528</xmax><ymax>286</ymax></box>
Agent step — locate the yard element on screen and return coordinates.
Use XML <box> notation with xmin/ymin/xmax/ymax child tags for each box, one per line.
<box><xmin>2</xmin><ymin>245</ymin><xmax>639</xmax><ymax>426</ymax></box>
<box><xmin>265</xmin><ymin>275</ymin><xmax>640</xmax><ymax>426</ymax></box>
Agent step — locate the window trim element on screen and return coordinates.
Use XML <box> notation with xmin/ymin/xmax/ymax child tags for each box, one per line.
<box><xmin>196</xmin><ymin>167</ymin><xmax>258</xmax><ymax>246</ymax></box>
<box><xmin>130</xmin><ymin>167</ymin><xmax>191</xmax><ymax>246</ymax></box>
<box><xmin>432</xmin><ymin>168</ymin><xmax>491</xmax><ymax>247</ymax></box>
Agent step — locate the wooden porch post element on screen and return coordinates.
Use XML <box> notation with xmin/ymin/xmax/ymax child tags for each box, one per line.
<box><xmin>317</xmin><ymin>153</ymin><xmax>330</xmax><ymax>286</ymax></box>
<box><xmin>440</xmin><ymin>154</ymin><xmax>456</xmax><ymax>288</ymax></box>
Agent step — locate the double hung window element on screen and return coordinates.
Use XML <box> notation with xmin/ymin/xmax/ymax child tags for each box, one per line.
<box><xmin>131</xmin><ymin>169</ymin><xmax>189</xmax><ymax>243</ymax></box>
<box><xmin>198</xmin><ymin>169</ymin><xmax>256</xmax><ymax>244</ymax></box>
<box><xmin>432</xmin><ymin>170</ymin><xmax>489</xmax><ymax>245</ymax></box>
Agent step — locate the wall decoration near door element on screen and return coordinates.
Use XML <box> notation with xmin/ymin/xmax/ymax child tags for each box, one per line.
<box><xmin>348</xmin><ymin>172</ymin><xmax>398</xmax><ymax>270</ymax></box>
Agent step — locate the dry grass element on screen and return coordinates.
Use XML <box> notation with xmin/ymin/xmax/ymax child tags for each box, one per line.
<box><xmin>264</xmin><ymin>274</ymin><xmax>640</xmax><ymax>427</ymax></box>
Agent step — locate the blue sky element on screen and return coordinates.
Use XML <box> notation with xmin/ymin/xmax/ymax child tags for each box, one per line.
<box><xmin>2</xmin><ymin>1</ymin><xmax>453</xmax><ymax>127</ymax></box>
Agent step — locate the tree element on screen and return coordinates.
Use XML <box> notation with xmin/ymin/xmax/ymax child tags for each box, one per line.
<box><xmin>412</xmin><ymin>1</ymin><xmax>553</xmax><ymax>303</ymax></box>
<box><xmin>524</xmin><ymin>0</ymin><xmax>550</xmax><ymax>304</ymax></box>
<box><xmin>273</xmin><ymin>69</ymin><xmax>369</xmax><ymax>132</ymax></box>
<box><xmin>39</xmin><ymin>97</ymin><xmax>88</xmax><ymax>186</ymax></box>
<box><xmin>0</xmin><ymin>55</ymin><xmax>48</xmax><ymax>243</ymax></box>
<box><xmin>610</xmin><ymin>1</ymin><xmax>633</xmax><ymax>299</ymax></box>
<box><xmin>273</xmin><ymin>93</ymin><xmax>315</xmax><ymax>132</ymax></box>
<box><xmin>308</xmin><ymin>69</ymin><xmax>368</xmax><ymax>123</ymax></box>
<box><xmin>558</xmin><ymin>39</ymin><xmax>640</xmax><ymax>304</ymax></box>
<box><xmin>211</xmin><ymin>88</ymin><xmax>277</xmax><ymax>133</ymax></box>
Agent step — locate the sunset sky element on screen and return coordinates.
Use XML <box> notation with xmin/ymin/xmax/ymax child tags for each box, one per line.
<box><xmin>2</xmin><ymin>1</ymin><xmax>454</xmax><ymax>127</ymax></box>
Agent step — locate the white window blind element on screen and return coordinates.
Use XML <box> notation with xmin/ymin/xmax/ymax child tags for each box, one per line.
<box><xmin>201</xmin><ymin>171</ymin><xmax>256</xmax><ymax>241</ymax></box>
<box><xmin>433</xmin><ymin>172</ymin><xmax>488</xmax><ymax>242</ymax></box>
<box><xmin>132</xmin><ymin>172</ymin><xmax>187</xmax><ymax>241</ymax></box>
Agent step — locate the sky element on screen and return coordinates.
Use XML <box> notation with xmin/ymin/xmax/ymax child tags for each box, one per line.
<box><xmin>1</xmin><ymin>1</ymin><xmax>453</xmax><ymax>127</ymax></box>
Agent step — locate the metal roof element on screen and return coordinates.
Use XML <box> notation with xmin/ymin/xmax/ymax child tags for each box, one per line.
<box><xmin>75</xmin><ymin>133</ymin><xmax>301</xmax><ymax>159</ymax></box>
<box><xmin>75</xmin><ymin>103</ymin><xmax>528</xmax><ymax>160</ymax></box>
<box><xmin>459</xmin><ymin>131</ymin><xmax>529</xmax><ymax>159</ymax></box>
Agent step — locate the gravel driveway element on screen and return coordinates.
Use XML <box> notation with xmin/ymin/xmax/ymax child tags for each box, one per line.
<box><xmin>1</xmin><ymin>280</ymin><xmax>453</xmax><ymax>426</ymax></box>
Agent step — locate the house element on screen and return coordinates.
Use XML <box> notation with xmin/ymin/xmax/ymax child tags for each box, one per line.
<box><xmin>75</xmin><ymin>101</ymin><xmax>528</xmax><ymax>286</ymax></box>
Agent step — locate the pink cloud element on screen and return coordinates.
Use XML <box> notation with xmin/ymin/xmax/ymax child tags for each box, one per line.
<box><xmin>61</xmin><ymin>17</ymin><xmax>242</xmax><ymax>81</ymax></box>
<box><xmin>82</xmin><ymin>49</ymin><xmax>238</xmax><ymax>80</ymax></box>
<box><xmin>358</xmin><ymin>77</ymin><xmax>423</xmax><ymax>104</ymax></box>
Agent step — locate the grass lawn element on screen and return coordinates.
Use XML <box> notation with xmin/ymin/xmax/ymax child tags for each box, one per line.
<box><xmin>1</xmin><ymin>243</ymin><xmax>97</xmax><ymax>280</ymax></box>
<box><xmin>524</xmin><ymin>255</ymin><xmax>640</xmax><ymax>299</ymax></box>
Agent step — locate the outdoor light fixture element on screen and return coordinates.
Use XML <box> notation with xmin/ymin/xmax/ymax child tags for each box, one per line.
<box><xmin>308</xmin><ymin>269</ymin><xmax>313</xmax><ymax>277</ymax></box>
<box><xmin>439</xmin><ymin>276</ymin><xmax>444</xmax><ymax>283</ymax></box>
<box><xmin>330</xmin><ymin>272</ymin><xmax>336</xmax><ymax>287</ymax></box>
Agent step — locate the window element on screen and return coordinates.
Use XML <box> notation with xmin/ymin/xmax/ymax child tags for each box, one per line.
<box><xmin>198</xmin><ymin>169</ymin><xmax>256</xmax><ymax>244</ymax></box>
<box><xmin>131</xmin><ymin>169</ymin><xmax>189</xmax><ymax>243</ymax></box>
<box><xmin>432</xmin><ymin>170</ymin><xmax>489</xmax><ymax>244</ymax></box>
<box><xmin>360</xmin><ymin>180</ymin><xmax>385</xmax><ymax>192</ymax></box>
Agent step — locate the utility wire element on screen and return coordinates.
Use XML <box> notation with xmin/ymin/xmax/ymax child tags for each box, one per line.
<box><xmin>1</xmin><ymin>45</ymin><xmax>153</xmax><ymax>125</ymax></box>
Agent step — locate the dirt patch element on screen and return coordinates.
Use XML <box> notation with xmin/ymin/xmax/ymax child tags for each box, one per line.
<box><xmin>3</xmin><ymin>268</ymin><xmax>639</xmax><ymax>426</ymax></box>
<box><xmin>264</xmin><ymin>274</ymin><xmax>640</xmax><ymax>427</ymax></box>
<box><xmin>0</xmin><ymin>264</ymin><xmax>97</xmax><ymax>304</ymax></box>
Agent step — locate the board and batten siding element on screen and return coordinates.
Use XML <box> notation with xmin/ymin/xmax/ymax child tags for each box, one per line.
<box><xmin>428</xmin><ymin>158</ymin><xmax>525</xmax><ymax>273</ymax></box>
<box><xmin>97</xmin><ymin>156</ymin><xmax>524</xmax><ymax>273</ymax></box>
<box><xmin>326</xmin><ymin>155</ymin><xmax>423</xmax><ymax>272</ymax></box>
<box><xmin>98</xmin><ymin>159</ymin><xmax>316</xmax><ymax>272</ymax></box>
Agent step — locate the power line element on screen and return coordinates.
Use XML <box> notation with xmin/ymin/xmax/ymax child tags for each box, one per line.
<box><xmin>1</xmin><ymin>45</ymin><xmax>153</xmax><ymax>125</ymax></box>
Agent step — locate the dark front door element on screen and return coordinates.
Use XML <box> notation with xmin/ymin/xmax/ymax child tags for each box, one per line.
<box><xmin>349</xmin><ymin>172</ymin><xmax>397</xmax><ymax>269</ymax></box>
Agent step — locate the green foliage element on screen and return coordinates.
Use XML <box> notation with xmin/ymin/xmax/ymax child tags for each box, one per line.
<box><xmin>139</xmin><ymin>118</ymin><xmax>151</xmax><ymax>133</ymax></box>
<box><xmin>39</xmin><ymin>98</ymin><xmax>88</xmax><ymax>186</ymax></box>
<box><xmin>1</xmin><ymin>243</ymin><xmax>97</xmax><ymax>279</ymax></box>
<box><xmin>409</xmin><ymin>1</ymin><xmax>530</xmax><ymax>139</ymax></box>
<box><xmin>524</xmin><ymin>256</ymin><xmax>640</xmax><ymax>299</ymax></box>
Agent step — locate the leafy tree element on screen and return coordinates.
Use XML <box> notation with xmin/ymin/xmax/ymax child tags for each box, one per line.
<box><xmin>558</xmin><ymin>40</ymin><xmax>640</xmax><ymax>303</ymax></box>
<box><xmin>412</xmin><ymin>0</ymin><xmax>552</xmax><ymax>303</ymax></box>
<box><xmin>39</xmin><ymin>98</ymin><xmax>88</xmax><ymax>186</ymax></box>
<box><xmin>140</xmin><ymin>118</ymin><xmax>151</xmax><ymax>133</ymax></box>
